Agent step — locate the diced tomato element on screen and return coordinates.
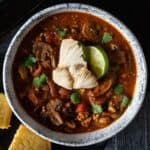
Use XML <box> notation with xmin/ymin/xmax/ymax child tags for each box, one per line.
<box><xmin>76</xmin><ymin>103</ymin><xmax>88</xmax><ymax>113</ymax></box>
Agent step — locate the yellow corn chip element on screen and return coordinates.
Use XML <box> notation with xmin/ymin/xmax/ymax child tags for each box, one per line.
<box><xmin>9</xmin><ymin>125</ymin><xmax>51</xmax><ymax>150</ymax></box>
<box><xmin>0</xmin><ymin>93</ymin><xmax>12</xmax><ymax>129</ymax></box>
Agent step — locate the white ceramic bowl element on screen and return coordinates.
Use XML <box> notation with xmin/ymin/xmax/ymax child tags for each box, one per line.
<box><xmin>3</xmin><ymin>3</ymin><xmax>147</xmax><ymax>147</ymax></box>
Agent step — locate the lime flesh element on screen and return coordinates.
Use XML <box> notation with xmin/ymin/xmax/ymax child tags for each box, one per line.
<box><xmin>88</xmin><ymin>46</ymin><xmax>109</xmax><ymax>78</ymax></box>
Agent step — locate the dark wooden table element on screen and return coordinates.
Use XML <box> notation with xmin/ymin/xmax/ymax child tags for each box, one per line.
<box><xmin>0</xmin><ymin>0</ymin><xmax>149</xmax><ymax>149</ymax></box>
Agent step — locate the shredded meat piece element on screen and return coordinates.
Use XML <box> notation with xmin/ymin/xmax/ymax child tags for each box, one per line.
<box><xmin>38</xmin><ymin>32</ymin><xmax>52</xmax><ymax>43</ymax></box>
<box><xmin>62</xmin><ymin>102</ymin><xmax>74</xmax><ymax>118</ymax></box>
<box><xmin>88</xmin><ymin>93</ymin><xmax>107</xmax><ymax>105</ymax></box>
<box><xmin>80</xmin><ymin>117</ymin><xmax>92</xmax><ymax>127</ymax></box>
<box><xmin>41</xmin><ymin>99</ymin><xmax>63</xmax><ymax>126</ymax></box>
<box><xmin>93</xmin><ymin>113</ymin><xmax>112</xmax><ymax>128</ymax></box>
<box><xmin>41</xmin><ymin>60</ymin><xmax>51</xmax><ymax>69</ymax></box>
<box><xmin>58</xmin><ymin>88</ymin><xmax>70</xmax><ymax>99</ymax></box>
<box><xmin>47</xmin><ymin>80</ymin><xmax>58</xmax><ymax>98</ymax></box>
<box><xmin>108</xmin><ymin>101</ymin><xmax>117</xmax><ymax>113</ymax></box>
<box><xmin>65</xmin><ymin>120</ymin><xmax>76</xmax><ymax>129</ymax></box>
<box><xmin>32</xmin><ymin>64</ymin><xmax>42</xmax><ymax>77</ymax></box>
<box><xmin>76</xmin><ymin>112</ymin><xmax>89</xmax><ymax>122</ymax></box>
<box><xmin>86</xmin><ymin>90</ymin><xmax>94</xmax><ymax>98</ymax></box>
<box><xmin>40</xmin><ymin>84</ymin><xmax>50</xmax><ymax>100</ymax></box>
<box><xmin>105</xmin><ymin>90</ymin><xmax>113</xmax><ymax>99</ymax></box>
<box><xmin>67</xmin><ymin>27</ymin><xmax>80</xmax><ymax>39</ymax></box>
<box><xmin>28</xmin><ymin>90</ymin><xmax>38</xmax><ymax>106</ymax></box>
<box><xmin>98</xmin><ymin>116</ymin><xmax>112</xmax><ymax>127</ymax></box>
<box><xmin>18</xmin><ymin>65</ymin><xmax>28</xmax><ymax>80</ymax></box>
<box><xmin>33</xmin><ymin>42</ymin><xmax>56</xmax><ymax>69</ymax></box>
<box><xmin>81</xmin><ymin>22</ymin><xmax>100</xmax><ymax>42</ymax></box>
<box><xmin>110</xmin><ymin>95</ymin><xmax>121</xmax><ymax>110</ymax></box>
<box><xmin>76</xmin><ymin>112</ymin><xmax>91</xmax><ymax>127</ymax></box>
<box><xmin>92</xmin><ymin>114</ymin><xmax>100</xmax><ymax>122</ymax></box>
<box><xmin>111</xmin><ymin>113</ymin><xmax>120</xmax><ymax>119</ymax></box>
<box><xmin>93</xmin><ymin>78</ymin><xmax>113</xmax><ymax>97</ymax></box>
<box><xmin>71</xmin><ymin>27</ymin><xmax>79</xmax><ymax>34</ymax></box>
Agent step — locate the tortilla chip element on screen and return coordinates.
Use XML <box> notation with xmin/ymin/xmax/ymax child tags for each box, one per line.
<box><xmin>0</xmin><ymin>93</ymin><xmax>12</xmax><ymax>129</ymax></box>
<box><xmin>9</xmin><ymin>125</ymin><xmax>51</xmax><ymax>150</ymax></box>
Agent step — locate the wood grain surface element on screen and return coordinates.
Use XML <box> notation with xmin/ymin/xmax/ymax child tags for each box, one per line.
<box><xmin>0</xmin><ymin>0</ymin><xmax>149</xmax><ymax>149</ymax></box>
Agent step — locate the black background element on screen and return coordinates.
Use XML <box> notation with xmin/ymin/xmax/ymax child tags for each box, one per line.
<box><xmin>0</xmin><ymin>0</ymin><xmax>149</xmax><ymax>149</ymax></box>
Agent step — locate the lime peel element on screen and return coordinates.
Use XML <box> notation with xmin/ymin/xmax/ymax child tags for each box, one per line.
<box><xmin>88</xmin><ymin>46</ymin><xmax>109</xmax><ymax>79</ymax></box>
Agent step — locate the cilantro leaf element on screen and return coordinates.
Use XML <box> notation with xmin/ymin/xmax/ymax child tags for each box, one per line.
<box><xmin>33</xmin><ymin>73</ymin><xmax>48</xmax><ymax>88</ymax></box>
<box><xmin>102</xmin><ymin>32</ymin><xmax>113</xmax><ymax>44</ymax></box>
<box><xmin>91</xmin><ymin>103</ymin><xmax>103</xmax><ymax>114</ymax></box>
<box><xmin>22</xmin><ymin>54</ymin><xmax>37</xmax><ymax>67</ymax></box>
<box><xmin>114</xmin><ymin>84</ymin><xmax>124</xmax><ymax>95</ymax></box>
<box><xmin>56</xmin><ymin>27</ymin><xmax>67</xmax><ymax>38</ymax></box>
<box><xmin>121</xmin><ymin>95</ymin><xmax>130</xmax><ymax>107</ymax></box>
<box><xmin>70</xmin><ymin>92</ymin><xmax>80</xmax><ymax>104</ymax></box>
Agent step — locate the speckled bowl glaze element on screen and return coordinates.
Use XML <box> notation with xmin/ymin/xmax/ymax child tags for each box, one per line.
<box><xmin>3</xmin><ymin>3</ymin><xmax>147</xmax><ymax>147</ymax></box>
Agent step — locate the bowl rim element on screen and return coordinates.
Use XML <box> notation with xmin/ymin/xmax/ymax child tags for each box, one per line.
<box><xmin>3</xmin><ymin>3</ymin><xmax>147</xmax><ymax>147</ymax></box>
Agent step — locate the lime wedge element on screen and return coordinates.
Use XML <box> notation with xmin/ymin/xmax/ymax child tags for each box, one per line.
<box><xmin>88</xmin><ymin>46</ymin><xmax>109</xmax><ymax>78</ymax></box>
